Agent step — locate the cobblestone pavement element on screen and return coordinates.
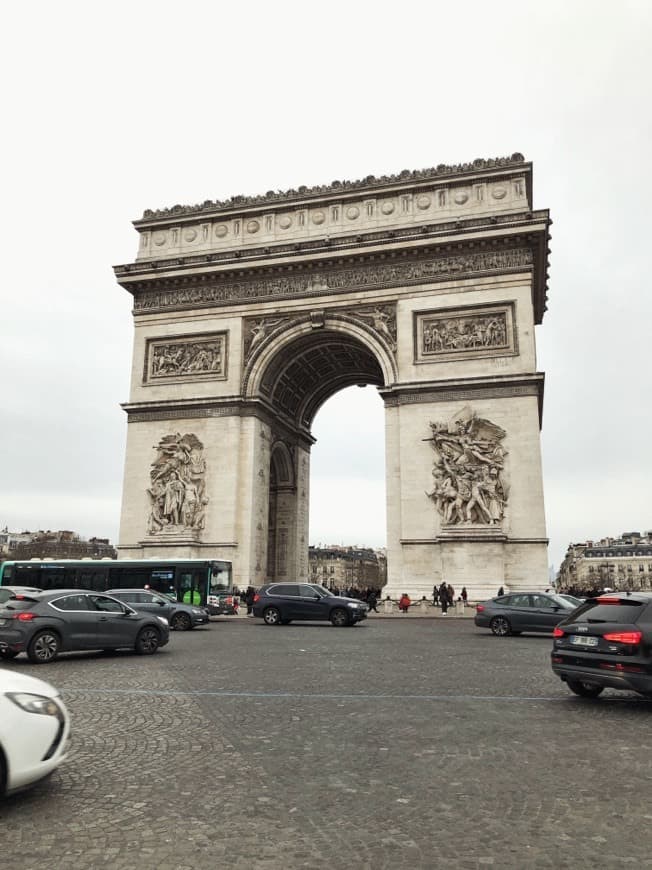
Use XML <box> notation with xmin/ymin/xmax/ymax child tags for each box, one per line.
<box><xmin>3</xmin><ymin>618</ymin><xmax>652</xmax><ymax>869</ymax></box>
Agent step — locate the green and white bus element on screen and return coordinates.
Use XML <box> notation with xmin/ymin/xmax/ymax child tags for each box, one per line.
<box><xmin>0</xmin><ymin>558</ymin><xmax>232</xmax><ymax>610</ymax></box>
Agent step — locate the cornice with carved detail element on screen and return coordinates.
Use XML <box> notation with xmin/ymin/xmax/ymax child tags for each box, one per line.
<box><xmin>137</xmin><ymin>154</ymin><xmax>528</xmax><ymax>223</ymax></box>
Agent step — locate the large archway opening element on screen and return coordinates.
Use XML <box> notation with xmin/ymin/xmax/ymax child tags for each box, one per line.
<box><xmin>309</xmin><ymin>385</ymin><xmax>386</xmax><ymax>548</ymax></box>
<box><xmin>256</xmin><ymin>328</ymin><xmax>388</xmax><ymax>583</ymax></box>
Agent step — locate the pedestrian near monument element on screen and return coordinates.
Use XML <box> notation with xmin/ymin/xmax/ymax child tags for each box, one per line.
<box><xmin>439</xmin><ymin>581</ymin><xmax>449</xmax><ymax>615</ymax></box>
<box><xmin>498</xmin><ymin>585</ymin><xmax>505</xmax><ymax>596</ymax></box>
<box><xmin>461</xmin><ymin>587</ymin><xmax>468</xmax><ymax>604</ymax></box>
<box><xmin>367</xmin><ymin>590</ymin><xmax>379</xmax><ymax>613</ymax></box>
<box><xmin>398</xmin><ymin>593</ymin><xmax>411</xmax><ymax>613</ymax></box>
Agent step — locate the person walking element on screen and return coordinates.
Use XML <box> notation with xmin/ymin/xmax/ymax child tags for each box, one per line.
<box><xmin>446</xmin><ymin>584</ymin><xmax>455</xmax><ymax>608</ymax></box>
<box><xmin>439</xmin><ymin>581</ymin><xmax>449</xmax><ymax>615</ymax></box>
<box><xmin>461</xmin><ymin>587</ymin><xmax>468</xmax><ymax>605</ymax></box>
<box><xmin>398</xmin><ymin>593</ymin><xmax>411</xmax><ymax>614</ymax></box>
<box><xmin>498</xmin><ymin>585</ymin><xmax>505</xmax><ymax>596</ymax></box>
<box><xmin>244</xmin><ymin>586</ymin><xmax>256</xmax><ymax>616</ymax></box>
<box><xmin>432</xmin><ymin>585</ymin><xmax>440</xmax><ymax>606</ymax></box>
<box><xmin>367</xmin><ymin>590</ymin><xmax>379</xmax><ymax>613</ymax></box>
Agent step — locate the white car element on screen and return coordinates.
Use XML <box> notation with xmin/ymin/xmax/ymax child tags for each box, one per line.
<box><xmin>0</xmin><ymin>668</ymin><xmax>70</xmax><ymax>796</ymax></box>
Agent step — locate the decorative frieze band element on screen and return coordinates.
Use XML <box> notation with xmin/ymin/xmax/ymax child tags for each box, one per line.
<box><xmin>132</xmin><ymin>247</ymin><xmax>533</xmax><ymax>313</ymax></box>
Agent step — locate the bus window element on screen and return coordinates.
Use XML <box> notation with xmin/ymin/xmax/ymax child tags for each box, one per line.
<box><xmin>108</xmin><ymin>566</ymin><xmax>151</xmax><ymax>589</ymax></box>
<box><xmin>179</xmin><ymin>571</ymin><xmax>202</xmax><ymax>605</ymax></box>
<box><xmin>210</xmin><ymin>565</ymin><xmax>230</xmax><ymax>596</ymax></box>
<box><xmin>149</xmin><ymin>569</ymin><xmax>176</xmax><ymax>598</ymax></box>
<box><xmin>78</xmin><ymin>570</ymin><xmax>108</xmax><ymax>592</ymax></box>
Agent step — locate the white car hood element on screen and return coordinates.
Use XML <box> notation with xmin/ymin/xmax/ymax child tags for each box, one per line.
<box><xmin>0</xmin><ymin>668</ymin><xmax>60</xmax><ymax>697</ymax></box>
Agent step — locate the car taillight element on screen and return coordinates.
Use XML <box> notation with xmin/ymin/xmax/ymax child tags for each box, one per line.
<box><xmin>253</xmin><ymin>594</ymin><xmax>260</xmax><ymax>603</ymax></box>
<box><xmin>553</xmin><ymin>627</ymin><xmax>565</xmax><ymax>638</ymax></box>
<box><xmin>602</xmin><ymin>630</ymin><xmax>642</xmax><ymax>644</ymax></box>
<box><xmin>14</xmin><ymin>612</ymin><xmax>36</xmax><ymax>621</ymax></box>
<box><xmin>476</xmin><ymin>604</ymin><xmax>485</xmax><ymax>612</ymax></box>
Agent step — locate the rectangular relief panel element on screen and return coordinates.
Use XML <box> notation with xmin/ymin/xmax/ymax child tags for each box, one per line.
<box><xmin>144</xmin><ymin>332</ymin><xmax>228</xmax><ymax>384</ymax></box>
<box><xmin>414</xmin><ymin>302</ymin><xmax>517</xmax><ymax>364</ymax></box>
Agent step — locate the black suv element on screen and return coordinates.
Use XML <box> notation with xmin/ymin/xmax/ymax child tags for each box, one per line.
<box><xmin>253</xmin><ymin>583</ymin><xmax>368</xmax><ymax>627</ymax></box>
<box><xmin>551</xmin><ymin>592</ymin><xmax>652</xmax><ymax>698</ymax></box>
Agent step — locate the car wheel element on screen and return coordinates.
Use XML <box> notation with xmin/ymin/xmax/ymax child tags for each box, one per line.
<box><xmin>27</xmin><ymin>630</ymin><xmax>60</xmax><ymax>664</ymax></box>
<box><xmin>263</xmin><ymin>607</ymin><xmax>282</xmax><ymax>626</ymax></box>
<box><xmin>566</xmin><ymin>679</ymin><xmax>604</xmax><ymax>698</ymax></box>
<box><xmin>171</xmin><ymin>612</ymin><xmax>192</xmax><ymax>631</ymax></box>
<box><xmin>330</xmin><ymin>608</ymin><xmax>350</xmax><ymax>627</ymax></box>
<box><xmin>0</xmin><ymin>750</ymin><xmax>6</xmax><ymax>798</ymax></box>
<box><xmin>490</xmin><ymin>616</ymin><xmax>512</xmax><ymax>637</ymax></box>
<box><xmin>135</xmin><ymin>627</ymin><xmax>161</xmax><ymax>655</ymax></box>
<box><xmin>0</xmin><ymin>649</ymin><xmax>18</xmax><ymax>660</ymax></box>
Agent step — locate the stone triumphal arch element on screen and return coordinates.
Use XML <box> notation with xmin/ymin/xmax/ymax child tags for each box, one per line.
<box><xmin>114</xmin><ymin>154</ymin><xmax>551</xmax><ymax>599</ymax></box>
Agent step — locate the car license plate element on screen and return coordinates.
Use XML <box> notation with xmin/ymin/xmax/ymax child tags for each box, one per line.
<box><xmin>570</xmin><ymin>635</ymin><xmax>598</xmax><ymax>647</ymax></box>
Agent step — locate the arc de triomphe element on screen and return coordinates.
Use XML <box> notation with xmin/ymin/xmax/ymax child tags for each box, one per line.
<box><xmin>114</xmin><ymin>153</ymin><xmax>551</xmax><ymax>599</ymax></box>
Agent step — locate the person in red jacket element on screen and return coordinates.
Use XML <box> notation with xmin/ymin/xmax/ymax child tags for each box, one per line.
<box><xmin>398</xmin><ymin>593</ymin><xmax>411</xmax><ymax>613</ymax></box>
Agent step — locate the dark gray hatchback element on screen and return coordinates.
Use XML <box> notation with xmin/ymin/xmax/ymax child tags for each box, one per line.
<box><xmin>551</xmin><ymin>592</ymin><xmax>652</xmax><ymax>698</ymax></box>
<box><xmin>253</xmin><ymin>583</ymin><xmax>368</xmax><ymax>627</ymax></box>
<box><xmin>106</xmin><ymin>588</ymin><xmax>209</xmax><ymax>631</ymax></box>
<box><xmin>474</xmin><ymin>592</ymin><xmax>578</xmax><ymax>636</ymax></box>
<box><xmin>0</xmin><ymin>590</ymin><xmax>170</xmax><ymax>663</ymax></box>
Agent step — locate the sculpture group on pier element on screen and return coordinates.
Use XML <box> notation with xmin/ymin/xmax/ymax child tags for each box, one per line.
<box><xmin>426</xmin><ymin>407</ymin><xmax>508</xmax><ymax>526</ymax></box>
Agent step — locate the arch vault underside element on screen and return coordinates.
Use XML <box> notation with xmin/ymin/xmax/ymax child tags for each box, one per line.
<box><xmin>115</xmin><ymin>154</ymin><xmax>551</xmax><ymax>599</ymax></box>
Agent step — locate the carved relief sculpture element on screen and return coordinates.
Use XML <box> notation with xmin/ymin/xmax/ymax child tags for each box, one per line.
<box><xmin>244</xmin><ymin>316</ymin><xmax>290</xmax><ymax>360</ymax></box>
<box><xmin>416</xmin><ymin>304</ymin><xmax>515</xmax><ymax>364</ymax></box>
<box><xmin>146</xmin><ymin>333</ymin><xmax>227</xmax><ymax>382</ymax></box>
<box><xmin>425</xmin><ymin>407</ymin><xmax>508</xmax><ymax>526</ymax></box>
<box><xmin>354</xmin><ymin>305</ymin><xmax>397</xmax><ymax>351</ymax></box>
<box><xmin>147</xmin><ymin>433</ymin><xmax>208</xmax><ymax>533</ymax></box>
<box><xmin>424</xmin><ymin>312</ymin><xmax>507</xmax><ymax>354</ymax></box>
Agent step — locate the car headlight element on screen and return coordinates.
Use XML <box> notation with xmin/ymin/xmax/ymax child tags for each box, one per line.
<box><xmin>156</xmin><ymin>616</ymin><xmax>169</xmax><ymax>625</ymax></box>
<box><xmin>6</xmin><ymin>692</ymin><xmax>63</xmax><ymax>717</ymax></box>
<box><xmin>347</xmin><ymin>602</ymin><xmax>360</xmax><ymax>608</ymax></box>
<box><xmin>191</xmin><ymin>609</ymin><xmax>202</xmax><ymax>615</ymax></box>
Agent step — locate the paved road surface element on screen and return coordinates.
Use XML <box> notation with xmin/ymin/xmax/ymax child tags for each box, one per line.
<box><xmin>3</xmin><ymin>619</ymin><xmax>652</xmax><ymax>869</ymax></box>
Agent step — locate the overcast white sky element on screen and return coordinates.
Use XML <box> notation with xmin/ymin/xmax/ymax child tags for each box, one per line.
<box><xmin>1</xmin><ymin>1</ymin><xmax>650</xmax><ymax>572</ymax></box>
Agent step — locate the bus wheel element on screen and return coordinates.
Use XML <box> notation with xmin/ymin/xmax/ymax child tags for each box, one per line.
<box><xmin>135</xmin><ymin>627</ymin><xmax>161</xmax><ymax>655</ymax></box>
<box><xmin>171</xmin><ymin>613</ymin><xmax>192</xmax><ymax>631</ymax></box>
